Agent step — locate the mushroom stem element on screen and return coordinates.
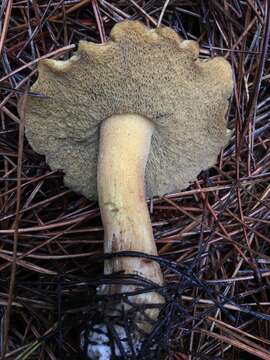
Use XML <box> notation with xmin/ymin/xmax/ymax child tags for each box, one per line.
<box><xmin>98</xmin><ymin>113</ymin><xmax>164</xmax><ymax>316</ymax></box>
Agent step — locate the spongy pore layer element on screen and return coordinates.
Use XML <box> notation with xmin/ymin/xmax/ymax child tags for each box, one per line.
<box><xmin>23</xmin><ymin>20</ymin><xmax>233</xmax><ymax>199</ymax></box>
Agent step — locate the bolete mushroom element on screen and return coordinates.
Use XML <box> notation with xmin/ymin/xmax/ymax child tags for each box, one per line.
<box><xmin>21</xmin><ymin>21</ymin><xmax>233</xmax><ymax>358</ymax></box>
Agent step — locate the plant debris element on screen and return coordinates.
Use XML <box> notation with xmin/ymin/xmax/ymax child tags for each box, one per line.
<box><xmin>0</xmin><ymin>1</ymin><xmax>270</xmax><ymax>359</ymax></box>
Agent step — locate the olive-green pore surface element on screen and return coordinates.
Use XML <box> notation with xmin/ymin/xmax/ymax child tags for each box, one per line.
<box><xmin>23</xmin><ymin>20</ymin><xmax>233</xmax><ymax>200</ymax></box>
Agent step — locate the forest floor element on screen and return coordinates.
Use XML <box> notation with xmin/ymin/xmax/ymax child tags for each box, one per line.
<box><xmin>0</xmin><ymin>1</ymin><xmax>270</xmax><ymax>359</ymax></box>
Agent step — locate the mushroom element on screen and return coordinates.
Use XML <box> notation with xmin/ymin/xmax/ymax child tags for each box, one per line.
<box><xmin>21</xmin><ymin>21</ymin><xmax>233</xmax><ymax>358</ymax></box>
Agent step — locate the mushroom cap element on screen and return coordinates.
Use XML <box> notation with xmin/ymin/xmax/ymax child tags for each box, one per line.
<box><xmin>23</xmin><ymin>21</ymin><xmax>233</xmax><ymax>199</ymax></box>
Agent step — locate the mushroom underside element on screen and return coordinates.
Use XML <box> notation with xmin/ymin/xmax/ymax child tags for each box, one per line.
<box><xmin>24</xmin><ymin>20</ymin><xmax>232</xmax><ymax>200</ymax></box>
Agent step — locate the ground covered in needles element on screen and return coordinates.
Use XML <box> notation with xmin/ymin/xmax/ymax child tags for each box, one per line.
<box><xmin>0</xmin><ymin>1</ymin><xmax>270</xmax><ymax>359</ymax></box>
